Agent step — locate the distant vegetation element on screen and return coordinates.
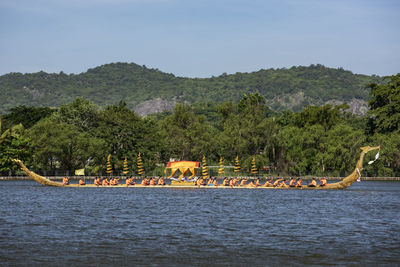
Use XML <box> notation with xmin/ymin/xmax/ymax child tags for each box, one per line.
<box><xmin>0</xmin><ymin>63</ymin><xmax>380</xmax><ymax>114</ymax></box>
<box><xmin>1</xmin><ymin>74</ymin><xmax>399</xmax><ymax>177</ymax></box>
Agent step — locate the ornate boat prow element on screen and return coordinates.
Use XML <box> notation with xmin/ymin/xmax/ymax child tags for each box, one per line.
<box><xmin>12</xmin><ymin>159</ymin><xmax>64</xmax><ymax>187</ymax></box>
<box><xmin>316</xmin><ymin>145</ymin><xmax>380</xmax><ymax>189</ymax></box>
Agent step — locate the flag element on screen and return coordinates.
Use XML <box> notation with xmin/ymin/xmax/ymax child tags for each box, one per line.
<box><xmin>75</xmin><ymin>168</ymin><xmax>85</xmax><ymax>176</ymax></box>
<box><xmin>368</xmin><ymin>151</ymin><xmax>380</xmax><ymax>165</ymax></box>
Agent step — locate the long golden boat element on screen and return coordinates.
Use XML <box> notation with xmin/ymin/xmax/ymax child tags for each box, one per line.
<box><xmin>13</xmin><ymin>146</ymin><xmax>379</xmax><ymax>189</ymax></box>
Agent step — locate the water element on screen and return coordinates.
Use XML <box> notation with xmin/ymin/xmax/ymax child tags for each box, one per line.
<box><xmin>0</xmin><ymin>181</ymin><xmax>399</xmax><ymax>266</ymax></box>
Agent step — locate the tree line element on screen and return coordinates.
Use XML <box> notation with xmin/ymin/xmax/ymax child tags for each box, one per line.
<box><xmin>1</xmin><ymin>74</ymin><xmax>399</xmax><ymax>177</ymax></box>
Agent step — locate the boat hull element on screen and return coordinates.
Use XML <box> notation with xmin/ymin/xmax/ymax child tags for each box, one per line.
<box><xmin>12</xmin><ymin>146</ymin><xmax>380</xmax><ymax>190</ymax></box>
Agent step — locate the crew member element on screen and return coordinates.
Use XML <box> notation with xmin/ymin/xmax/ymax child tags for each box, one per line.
<box><xmin>197</xmin><ymin>177</ymin><xmax>206</xmax><ymax>186</ymax></box>
<box><xmin>255</xmin><ymin>178</ymin><xmax>261</xmax><ymax>187</ymax></box>
<box><xmin>223</xmin><ymin>177</ymin><xmax>229</xmax><ymax>186</ymax></box>
<box><xmin>289</xmin><ymin>178</ymin><xmax>296</xmax><ymax>187</ymax></box>
<box><xmin>102</xmin><ymin>178</ymin><xmax>109</xmax><ymax>186</ymax></box>
<box><xmin>94</xmin><ymin>177</ymin><xmax>101</xmax><ymax>186</ymax></box>
<box><xmin>158</xmin><ymin>177</ymin><xmax>165</xmax><ymax>186</ymax></box>
<box><xmin>239</xmin><ymin>178</ymin><xmax>248</xmax><ymax>186</ymax></box>
<box><xmin>273</xmin><ymin>178</ymin><xmax>282</xmax><ymax>187</ymax></box>
<box><xmin>277</xmin><ymin>179</ymin><xmax>288</xmax><ymax>188</ymax></box>
<box><xmin>79</xmin><ymin>179</ymin><xmax>85</xmax><ymax>186</ymax></box>
<box><xmin>62</xmin><ymin>177</ymin><xmax>69</xmax><ymax>185</ymax></box>
<box><xmin>149</xmin><ymin>178</ymin><xmax>157</xmax><ymax>186</ymax></box>
<box><xmin>308</xmin><ymin>178</ymin><xmax>317</xmax><ymax>187</ymax></box>
<box><xmin>232</xmin><ymin>178</ymin><xmax>239</xmax><ymax>186</ymax></box>
<box><xmin>296</xmin><ymin>178</ymin><xmax>303</xmax><ymax>188</ymax></box>
<box><xmin>263</xmin><ymin>179</ymin><xmax>273</xmax><ymax>187</ymax></box>
<box><xmin>320</xmin><ymin>178</ymin><xmax>327</xmax><ymax>187</ymax></box>
<box><xmin>141</xmin><ymin>177</ymin><xmax>149</xmax><ymax>186</ymax></box>
<box><xmin>213</xmin><ymin>178</ymin><xmax>219</xmax><ymax>186</ymax></box>
<box><xmin>246</xmin><ymin>180</ymin><xmax>255</xmax><ymax>187</ymax></box>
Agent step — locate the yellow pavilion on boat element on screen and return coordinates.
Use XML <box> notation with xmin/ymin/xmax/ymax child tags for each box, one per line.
<box><xmin>165</xmin><ymin>161</ymin><xmax>200</xmax><ymax>185</ymax></box>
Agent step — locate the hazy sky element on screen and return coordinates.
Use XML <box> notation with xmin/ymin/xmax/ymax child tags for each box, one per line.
<box><xmin>0</xmin><ymin>0</ymin><xmax>399</xmax><ymax>77</ymax></box>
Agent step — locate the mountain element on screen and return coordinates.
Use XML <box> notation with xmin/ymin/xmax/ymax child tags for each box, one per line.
<box><xmin>0</xmin><ymin>62</ymin><xmax>380</xmax><ymax>115</ymax></box>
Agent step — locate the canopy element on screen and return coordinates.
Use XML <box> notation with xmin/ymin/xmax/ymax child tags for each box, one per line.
<box><xmin>165</xmin><ymin>161</ymin><xmax>200</xmax><ymax>180</ymax></box>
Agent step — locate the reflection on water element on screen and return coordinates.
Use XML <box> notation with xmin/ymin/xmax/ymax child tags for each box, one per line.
<box><xmin>0</xmin><ymin>181</ymin><xmax>399</xmax><ymax>266</ymax></box>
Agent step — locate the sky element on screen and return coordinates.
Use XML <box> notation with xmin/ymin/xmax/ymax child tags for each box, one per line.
<box><xmin>0</xmin><ymin>0</ymin><xmax>399</xmax><ymax>77</ymax></box>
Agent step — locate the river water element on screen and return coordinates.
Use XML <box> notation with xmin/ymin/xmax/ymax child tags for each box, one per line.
<box><xmin>0</xmin><ymin>181</ymin><xmax>399</xmax><ymax>266</ymax></box>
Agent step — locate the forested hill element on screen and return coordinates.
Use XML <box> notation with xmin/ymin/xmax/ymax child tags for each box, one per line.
<box><xmin>0</xmin><ymin>62</ymin><xmax>380</xmax><ymax>115</ymax></box>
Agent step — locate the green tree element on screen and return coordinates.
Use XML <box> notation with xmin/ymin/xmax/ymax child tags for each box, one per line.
<box><xmin>1</xmin><ymin>105</ymin><xmax>55</xmax><ymax>129</ymax></box>
<box><xmin>159</xmin><ymin>103</ymin><xmax>218</xmax><ymax>161</ymax></box>
<box><xmin>367</xmin><ymin>74</ymin><xmax>400</xmax><ymax>134</ymax></box>
<box><xmin>364</xmin><ymin>132</ymin><xmax>400</xmax><ymax>177</ymax></box>
<box><xmin>52</xmin><ymin>97</ymin><xmax>101</xmax><ymax>132</ymax></box>
<box><xmin>93</xmin><ymin>101</ymin><xmax>163</xmax><ymax>174</ymax></box>
<box><xmin>218</xmin><ymin>93</ymin><xmax>273</xmax><ymax>167</ymax></box>
<box><xmin>28</xmin><ymin>119</ymin><xmax>105</xmax><ymax>170</ymax></box>
<box><xmin>293</xmin><ymin>104</ymin><xmax>348</xmax><ymax>131</ymax></box>
<box><xmin>0</xmin><ymin>124</ymin><xmax>30</xmax><ymax>171</ymax></box>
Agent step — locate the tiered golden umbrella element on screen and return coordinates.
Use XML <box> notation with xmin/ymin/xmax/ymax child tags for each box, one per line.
<box><xmin>123</xmin><ymin>157</ymin><xmax>129</xmax><ymax>175</ymax></box>
<box><xmin>137</xmin><ymin>152</ymin><xmax>144</xmax><ymax>176</ymax></box>
<box><xmin>251</xmin><ymin>157</ymin><xmax>258</xmax><ymax>176</ymax></box>
<box><xmin>234</xmin><ymin>156</ymin><xmax>240</xmax><ymax>174</ymax></box>
<box><xmin>202</xmin><ymin>155</ymin><xmax>208</xmax><ymax>178</ymax></box>
<box><xmin>218</xmin><ymin>157</ymin><xmax>224</xmax><ymax>176</ymax></box>
<box><xmin>106</xmin><ymin>154</ymin><xmax>112</xmax><ymax>175</ymax></box>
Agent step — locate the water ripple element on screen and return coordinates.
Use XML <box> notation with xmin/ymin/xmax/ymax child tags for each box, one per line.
<box><xmin>0</xmin><ymin>181</ymin><xmax>399</xmax><ymax>266</ymax></box>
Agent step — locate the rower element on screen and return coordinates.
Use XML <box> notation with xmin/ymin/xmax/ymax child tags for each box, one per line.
<box><xmin>232</xmin><ymin>178</ymin><xmax>238</xmax><ymax>186</ymax></box>
<box><xmin>141</xmin><ymin>177</ymin><xmax>149</xmax><ymax>186</ymax></box>
<box><xmin>158</xmin><ymin>177</ymin><xmax>165</xmax><ymax>186</ymax></box>
<box><xmin>273</xmin><ymin>178</ymin><xmax>282</xmax><ymax>187</ymax></box>
<box><xmin>320</xmin><ymin>178</ymin><xmax>327</xmax><ymax>187</ymax></box>
<box><xmin>308</xmin><ymin>178</ymin><xmax>317</xmax><ymax>187</ymax></box>
<box><xmin>149</xmin><ymin>178</ymin><xmax>157</xmax><ymax>186</ymax></box>
<box><xmin>213</xmin><ymin>178</ymin><xmax>219</xmax><ymax>186</ymax></box>
<box><xmin>289</xmin><ymin>177</ymin><xmax>296</xmax><ymax>187</ymax></box>
<box><xmin>239</xmin><ymin>178</ymin><xmax>248</xmax><ymax>186</ymax></box>
<box><xmin>94</xmin><ymin>177</ymin><xmax>101</xmax><ymax>186</ymax></box>
<box><xmin>196</xmin><ymin>178</ymin><xmax>201</xmax><ymax>186</ymax></box>
<box><xmin>277</xmin><ymin>179</ymin><xmax>288</xmax><ymax>188</ymax></box>
<box><xmin>130</xmin><ymin>177</ymin><xmax>136</xmax><ymax>185</ymax></box>
<box><xmin>263</xmin><ymin>179</ymin><xmax>273</xmax><ymax>187</ymax></box>
<box><xmin>223</xmin><ymin>177</ymin><xmax>229</xmax><ymax>186</ymax></box>
<box><xmin>246</xmin><ymin>180</ymin><xmax>255</xmax><ymax>187</ymax></box>
<box><xmin>255</xmin><ymin>178</ymin><xmax>261</xmax><ymax>187</ymax></box>
<box><xmin>207</xmin><ymin>178</ymin><xmax>213</xmax><ymax>186</ymax></box>
<box><xmin>125</xmin><ymin>177</ymin><xmax>132</xmax><ymax>186</ymax></box>
<box><xmin>102</xmin><ymin>178</ymin><xmax>109</xmax><ymax>186</ymax></box>
<box><xmin>296</xmin><ymin>178</ymin><xmax>303</xmax><ymax>187</ymax></box>
<box><xmin>62</xmin><ymin>177</ymin><xmax>69</xmax><ymax>185</ymax></box>
<box><xmin>79</xmin><ymin>179</ymin><xmax>85</xmax><ymax>186</ymax></box>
